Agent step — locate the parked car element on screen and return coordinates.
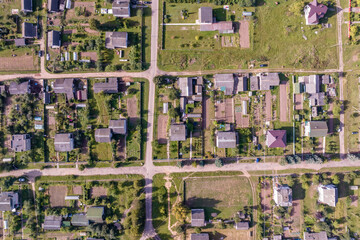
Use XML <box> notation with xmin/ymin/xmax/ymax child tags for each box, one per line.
<box><xmin>259</xmin><ymin>64</ymin><xmax>268</xmax><ymax>67</ymax></box>
<box><xmin>144</xmin><ymin>1</ymin><xmax>152</xmax><ymax>3</ymax></box>
<box><xmin>38</xmin><ymin>50</ymin><xmax>43</xmax><ymax>57</ymax></box>
<box><xmin>352</xmin><ymin>131</ymin><xmax>358</xmax><ymax>135</ymax></box>
<box><xmin>256</xmin><ymin>158</ymin><xmax>261</xmax><ymax>163</ymax></box>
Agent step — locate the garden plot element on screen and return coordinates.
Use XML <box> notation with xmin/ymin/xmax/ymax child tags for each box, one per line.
<box><xmin>157</xmin><ymin>114</ymin><xmax>168</xmax><ymax>144</ymax></box>
<box><xmin>265</xmin><ymin>91</ymin><xmax>272</xmax><ymax>122</ymax></box>
<box><xmin>127</xmin><ymin>96</ymin><xmax>139</xmax><ymax>126</ymax></box>
<box><xmin>260</xmin><ymin>179</ymin><xmax>272</xmax><ymax>215</ymax></box>
<box><xmin>185</xmin><ymin>176</ymin><xmax>252</xmax><ymax>219</ymax></box>
<box><xmin>294</xmin><ymin>94</ymin><xmax>303</xmax><ymax>110</ymax></box>
<box><xmin>66</xmin><ymin>2</ymin><xmax>95</xmax><ymax>19</ymax></box>
<box><xmin>239</xmin><ymin>20</ymin><xmax>250</xmax><ymax>49</ymax></box>
<box><xmin>280</xmin><ymin>82</ymin><xmax>289</xmax><ymax>122</ymax></box>
<box><xmin>91</xmin><ymin>186</ymin><xmax>107</xmax><ymax>198</ymax></box>
<box><xmin>215</xmin><ymin>98</ymin><xmax>234</xmax><ymax>123</ymax></box>
<box><xmin>49</xmin><ymin>185</ymin><xmax>68</xmax><ymax>207</ymax></box>
<box><xmin>72</xmin><ymin>186</ymin><xmax>83</xmax><ymax>195</ymax></box>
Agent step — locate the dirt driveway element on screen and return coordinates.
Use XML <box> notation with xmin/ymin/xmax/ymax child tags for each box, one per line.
<box><xmin>239</xmin><ymin>20</ymin><xmax>250</xmax><ymax>48</ymax></box>
<box><xmin>215</xmin><ymin>98</ymin><xmax>234</xmax><ymax>123</ymax></box>
<box><xmin>280</xmin><ymin>82</ymin><xmax>289</xmax><ymax>122</ymax></box>
<box><xmin>157</xmin><ymin>114</ymin><xmax>168</xmax><ymax>144</ymax></box>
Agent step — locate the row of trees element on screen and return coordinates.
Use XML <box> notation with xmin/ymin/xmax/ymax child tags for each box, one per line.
<box><xmin>166</xmin><ymin>0</ymin><xmax>255</xmax><ymax>6</ymax></box>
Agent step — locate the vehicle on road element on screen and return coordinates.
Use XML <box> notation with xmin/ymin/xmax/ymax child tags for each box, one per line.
<box><xmin>259</xmin><ymin>64</ymin><xmax>268</xmax><ymax>67</ymax></box>
<box><xmin>256</xmin><ymin>158</ymin><xmax>260</xmax><ymax>163</ymax></box>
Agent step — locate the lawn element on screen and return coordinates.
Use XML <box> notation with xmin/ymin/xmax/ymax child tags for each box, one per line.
<box><xmin>185</xmin><ymin>176</ymin><xmax>252</xmax><ymax>219</ymax></box>
<box><xmin>94</xmin><ymin>92</ymin><xmax>112</xmax><ymax>126</ymax></box>
<box><xmin>92</xmin><ymin>142</ymin><xmax>112</xmax><ymax>161</ymax></box>
<box><xmin>158</xmin><ymin>0</ymin><xmax>338</xmax><ymax>71</ymax></box>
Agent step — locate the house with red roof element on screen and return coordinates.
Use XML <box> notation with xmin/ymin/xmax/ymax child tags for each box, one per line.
<box><xmin>304</xmin><ymin>0</ymin><xmax>328</xmax><ymax>25</ymax></box>
<box><xmin>266</xmin><ymin>130</ymin><xmax>287</xmax><ymax>148</ymax></box>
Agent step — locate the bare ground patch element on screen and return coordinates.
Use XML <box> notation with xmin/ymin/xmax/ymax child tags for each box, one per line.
<box><xmin>215</xmin><ymin>98</ymin><xmax>234</xmax><ymax>123</ymax></box>
<box><xmin>49</xmin><ymin>185</ymin><xmax>68</xmax><ymax>207</ymax></box>
<box><xmin>127</xmin><ymin>96</ymin><xmax>138</xmax><ymax>126</ymax></box>
<box><xmin>91</xmin><ymin>186</ymin><xmax>107</xmax><ymax>198</ymax></box>
<box><xmin>265</xmin><ymin>91</ymin><xmax>272</xmax><ymax>122</ymax></box>
<box><xmin>239</xmin><ymin>20</ymin><xmax>250</xmax><ymax>49</ymax></box>
<box><xmin>72</xmin><ymin>186</ymin><xmax>83</xmax><ymax>195</ymax></box>
<box><xmin>81</xmin><ymin>51</ymin><xmax>98</xmax><ymax>61</ymax></box>
<box><xmin>260</xmin><ymin>180</ymin><xmax>272</xmax><ymax>215</ymax></box>
<box><xmin>280</xmin><ymin>82</ymin><xmax>288</xmax><ymax>122</ymax></box>
<box><xmin>294</xmin><ymin>94</ymin><xmax>303</xmax><ymax>110</ymax></box>
<box><xmin>0</xmin><ymin>56</ymin><xmax>37</xmax><ymax>71</ymax></box>
<box><xmin>117</xmin><ymin>135</ymin><xmax>126</xmax><ymax>160</ymax></box>
<box><xmin>157</xmin><ymin>114</ymin><xmax>169</xmax><ymax>144</ymax></box>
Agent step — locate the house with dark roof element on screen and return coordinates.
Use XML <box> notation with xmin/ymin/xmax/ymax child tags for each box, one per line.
<box><xmin>304</xmin><ymin>121</ymin><xmax>328</xmax><ymax>137</ymax></box>
<box><xmin>109</xmin><ymin>119</ymin><xmax>127</xmax><ymax>135</ymax></box>
<box><xmin>198</xmin><ymin>7</ymin><xmax>213</xmax><ymax>24</ymax></box>
<box><xmin>303</xmin><ymin>231</ymin><xmax>328</xmax><ymax>240</ymax></box>
<box><xmin>300</xmin><ymin>75</ymin><xmax>320</xmax><ymax>94</ymax></box>
<box><xmin>318</xmin><ymin>184</ymin><xmax>338</xmax><ymax>207</ymax></box>
<box><xmin>22</xmin><ymin>0</ymin><xmax>32</xmax><ymax>12</ymax></box>
<box><xmin>48</xmin><ymin>31</ymin><xmax>61</xmax><ymax>48</ymax></box>
<box><xmin>266</xmin><ymin>130</ymin><xmax>287</xmax><ymax>148</ymax></box>
<box><xmin>112</xmin><ymin>0</ymin><xmax>130</xmax><ymax>18</ymax></box>
<box><xmin>76</xmin><ymin>89</ymin><xmax>87</xmax><ymax>101</ymax></box>
<box><xmin>259</xmin><ymin>73</ymin><xmax>280</xmax><ymax>91</ymax></box>
<box><xmin>53</xmin><ymin>78</ymin><xmax>74</xmax><ymax>99</ymax></box>
<box><xmin>95</xmin><ymin>128</ymin><xmax>112</xmax><ymax>143</ymax></box>
<box><xmin>87</xmin><ymin>207</ymin><xmax>104</xmax><ymax>223</ymax></box>
<box><xmin>54</xmin><ymin>133</ymin><xmax>74</xmax><ymax>152</ymax></box>
<box><xmin>0</xmin><ymin>192</ymin><xmax>19</xmax><ymax>212</ymax></box>
<box><xmin>93</xmin><ymin>78</ymin><xmax>119</xmax><ymax>93</ymax></box>
<box><xmin>216</xmin><ymin>131</ymin><xmax>237</xmax><ymax>148</ymax></box>
<box><xmin>198</xmin><ymin>7</ymin><xmax>234</xmax><ymax>33</ymax></box>
<box><xmin>234</xmin><ymin>221</ymin><xmax>249</xmax><ymax>230</ymax></box>
<box><xmin>309</xmin><ymin>92</ymin><xmax>325</xmax><ymax>106</ymax></box>
<box><xmin>304</xmin><ymin>0</ymin><xmax>328</xmax><ymax>25</ymax></box>
<box><xmin>105</xmin><ymin>32</ymin><xmax>128</xmax><ymax>49</ymax></box>
<box><xmin>322</xmin><ymin>75</ymin><xmax>332</xmax><ymax>85</ymax></box>
<box><xmin>250</xmin><ymin>76</ymin><xmax>259</xmax><ymax>91</ymax></box>
<box><xmin>214</xmin><ymin>74</ymin><xmax>235</xmax><ymax>95</ymax></box>
<box><xmin>11</xmin><ymin>134</ymin><xmax>31</xmax><ymax>152</ymax></box>
<box><xmin>236</xmin><ymin>76</ymin><xmax>248</xmax><ymax>92</ymax></box>
<box><xmin>14</xmin><ymin>38</ymin><xmax>26</xmax><ymax>47</ymax></box>
<box><xmin>191</xmin><ymin>233</ymin><xmax>209</xmax><ymax>240</ymax></box>
<box><xmin>71</xmin><ymin>214</ymin><xmax>89</xmax><ymax>227</ymax></box>
<box><xmin>22</xmin><ymin>22</ymin><xmax>37</xmax><ymax>38</ymax></box>
<box><xmin>169</xmin><ymin>124</ymin><xmax>186</xmax><ymax>141</ymax></box>
<box><xmin>9</xmin><ymin>81</ymin><xmax>30</xmax><ymax>95</ymax></box>
<box><xmin>48</xmin><ymin>0</ymin><xmax>60</xmax><ymax>12</ymax></box>
<box><xmin>43</xmin><ymin>215</ymin><xmax>62</xmax><ymax>230</ymax></box>
<box><xmin>178</xmin><ymin>77</ymin><xmax>193</xmax><ymax>97</ymax></box>
<box><xmin>273</xmin><ymin>184</ymin><xmax>292</xmax><ymax>207</ymax></box>
<box><xmin>191</xmin><ymin>209</ymin><xmax>205</xmax><ymax>227</ymax></box>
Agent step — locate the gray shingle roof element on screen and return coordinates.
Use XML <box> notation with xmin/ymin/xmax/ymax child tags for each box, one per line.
<box><xmin>234</xmin><ymin>221</ymin><xmax>249</xmax><ymax>230</ymax></box>
<box><xmin>22</xmin><ymin>0</ymin><xmax>32</xmax><ymax>12</ymax></box>
<box><xmin>105</xmin><ymin>32</ymin><xmax>128</xmax><ymax>49</ymax></box>
<box><xmin>71</xmin><ymin>214</ymin><xmax>89</xmax><ymax>227</ymax></box>
<box><xmin>179</xmin><ymin>77</ymin><xmax>193</xmax><ymax>97</ymax></box>
<box><xmin>216</xmin><ymin>131</ymin><xmax>236</xmax><ymax>148</ymax></box>
<box><xmin>54</xmin><ymin>133</ymin><xmax>74</xmax><ymax>152</ymax></box>
<box><xmin>191</xmin><ymin>233</ymin><xmax>209</xmax><ymax>240</ymax></box>
<box><xmin>9</xmin><ymin>81</ymin><xmax>30</xmax><ymax>95</ymax></box>
<box><xmin>0</xmin><ymin>192</ymin><xmax>18</xmax><ymax>211</ymax></box>
<box><xmin>191</xmin><ymin>209</ymin><xmax>205</xmax><ymax>227</ymax></box>
<box><xmin>305</xmin><ymin>121</ymin><xmax>328</xmax><ymax>137</ymax></box>
<box><xmin>169</xmin><ymin>124</ymin><xmax>186</xmax><ymax>141</ymax></box>
<box><xmin>236</xmin><ymin>76</ymin><xmax>248</xmax><ymax>92</ymax></box>
<box><xmin>22</xmin><ymin>22</ymin><xmax>37</xmax><ymax>38</ymax></box>
<box><xmin>198</xmin><ymin>7</ymin><xmax>213</xmax><ymax>23</ymax></box>
<box><xmin>48</xmin><ymin>30</ymin><xmax>61</xmax><ymax>48</ymax></box>
<box><xmin>309</xmin><ymin>92</ymin><xmax>325</xmax><ymax>106</ymax></box>
<box><xmin>93</xmin><ymin>78</ymin><xmax>119</xmax><ymax>93</ymax></box>
<box><xmin>43</xmin><ymin>215</ymin><xmax>62</xmax><ymax>230</ymax></box>
<box><xmin>112</xmin><ymin>0</ymin><xmax>130</xmax><ymax>17</ymax></box>
<box><xmin>14</xmin><ymin>38</ymin><xmax>26</xmax><ymax>46</ymax></box>
<box><xmin>11</xmin><ymin>134</ymin><xmax>31</xmax><ymax>152</ymax></box>
<box><xmin>109</xmin><ymin>119</ymin><xmax>127</xmax><ymax>134</ymax></box>
<box><xmin>259</xmin><ymin>73</ymin><xmax>280</xmax><ymax>90</ymax></box>
<box><xmin>48</xmin><ymin>0</ymin><xmax>59</xmax><ymax>12</ymax></box>
<box><xmin>303</xmin><ymin>231</ymin><xmax>328</xmax><ymax>240</ymax></box>
<box><xmin>95</xmin><ymin>128</ymin><xmax>112</xmax><ymax>143</ymax></box>
<box><xmin>214</xmin><ymin>74</ymin><xmax>235</xmax><ymax>95</ymax></box>
<box><xmin>250</xmin><ymin>76</ymin><xmax>259</xmax><ymax>91</ymax></box>
<box><xmin>53</xmin><ymin>78</ymin><xmax>74</xmax><ymax>99</ymax></box>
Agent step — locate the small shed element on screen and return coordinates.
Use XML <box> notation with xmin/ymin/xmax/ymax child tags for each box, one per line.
<box><xmin>163</xmin><ymin>102</ymin><xmax>169</xmax><ymax>114</ymax></box>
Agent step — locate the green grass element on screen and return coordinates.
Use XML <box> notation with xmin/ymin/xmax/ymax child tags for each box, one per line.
<box><xmin>158</xmin><ymin>0</ymin><xmax>338</xmax><ymax>71</ymax></box>
<box><xmin>92</xmin><ymin>142</ymin><xmax>112</xmax><ymax>161</ymax></box>
<box><xmin>94</xmin><ymin>93</ymin><xmax>111</xmax><ymax>126</ymax></box>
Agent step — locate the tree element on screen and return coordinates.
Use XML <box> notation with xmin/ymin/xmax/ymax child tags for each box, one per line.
<box><xmin>332</xmin><ymin>174</ymin><xmax>340</xmax><ymax>185</ymax></box>
<box><xmin>286</xmin><ymin>175</ymin><xmax>295</xmax><ymax>187</ymax></box>
<box><xmin>288</xmin><ymin>1</ymin><xmax>304</xmax><ymax>16</ymax></box>
<box><xmin>172</xmin><ymin>203</ymin><xmax>189</xmax><ymax>223</ymax></box>
<box><xmin>239</xmin><ymin>0</ymin><xmax>256</xmax><ymax>7</ymax></box>
<box><xmin>312</xmin><ymin>174</ymin><xmax>320</xmax><ymax>185</ymax></box>
<box><xmin>215</xmin><ymin>158</ymin><xmax>223</xmax><ymax>168</ymax></box>
<box><xmin>194</xmin><ymin>227</ymin><xmax>201</xmax><ymax>233</ymax></box>
<box><xmin>168</xmin><ymin>88</ymin><xmax>180</xmax><ymax>100</ymax></box>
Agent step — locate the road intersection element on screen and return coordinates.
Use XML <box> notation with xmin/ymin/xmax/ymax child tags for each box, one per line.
<box><xmin>0</xmin><ymin>0</ymin><xmax>351</xmax><ymax>239</ymax></box>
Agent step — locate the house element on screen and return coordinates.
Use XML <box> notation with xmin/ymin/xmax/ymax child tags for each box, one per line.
<box><xmin>236</xmin><ymin>76</ymin><xmax>248</xmax><ymax>92</ymax></box>
<box><xmin>48</xmin><ymin>31</ymin><xmax>61</xmax><ymax>48</ymax></box>
<box><xmin>95</xmin><ymin>128</ymin><xmax>112</xmax><ymax>143</ymax></box>
<box><xmin>53</xmin><ymin>78</ymin><xmax>74</xmax><ymax>99</ymax></box>
<box><xmin>198</xmin><ymin>7</ymin><xmax>213</xmax><ymax>24</ymax></box>
<box><xmin>191</xmin><ymin>233</ymin><xmax>209</xmax><ymax>240</ymax></box>
<box><xmin>304</xmin><ymin>121</ymin><xmax>328</xmax><ymax>137</ymax></box>
<box><xmin>11</xmin><ymin>134</ymin><xmax>31</xmax><ymax>152</ymax></box>
<box><xmin>191</xmin><ymin>209</ymin><xmax>205</xmax><ymax>227</ymax></box>
<box><xmin>76</xmin><ymin>89</ymin><xmax>87</xmax><ymax>101</ymax></box>
<box><xmin>43</xmin><ymin>215</ymin><xmax>62</xmax><ymax>230</ymax></box>
<box><xmin>65</xmin><ymin>195</ymin><xmax>79</xmax><ymax>200</ymax></box>
<box><xmin>0</xmin><ymin>192</ymin><xmax>19</xmax><ymax>212</ymax></box>
<box><xmin>234</xmin><ymin>221</ymin><xmax>249</xmax><ymax>230</ymax></box>
<box><xmin>48</xmin><ymin>0</ymin><xmax>60</xmax><ymax>12</ymax></box>
<box><xmin>71</xmin><ymin>214</ymin><xmax>89</xmax><ymax>227</ymax></box>
<box><xmin>322</xmin><ymin>75</ymin><xmax>332</xmax><ymax>85</ymax></box>
<box><xmin>109</xmin><ymin>119</ymin><xmax>127</xmax><ymax>135</ymax></box>
<box><xmin>0</xmin><ymin>85</ymin><xmax>6</xmax><ymax>94</ymax></box>
<box><xmin>303</xmin><ymin>231</ymin><xmax>328</xmax><ymax>240</ymax></box>
<box><xmin>54</xmin><ymin>133</ymin><xmax>74</xmax><ymax>152</ymax></box>
<box><xmin>178</xmin><ymin>77</ymin><xmax>193</xmax><ymax>97</ymax></box>
<box><xmin>250</xmin><ymin>76</ymin><xmax>259</xmax><ymax>91</ymax></box>
<box><xmin>214</xmin><ymin>74</ymin><xmax>235</xmax><ymax>95</ymax></box>
<box><xmin>169</xmin><ymin>124</ymin><xmax>186</xmax><ymax>141</ymax></box>
<box><xmin>266</xmin><ymin>130</ymin><xmax>287</xmax><ymax>148</ymax></box>
<box><xmin>273</xmin><ymin>235</ymin><xmax>282</xmax><ymax>240</ymax></box>
<box><xmin>259</xmin><ymin>73</ymin><xmax>280</xmax><ymax>91</ymax></box>
<box><xmin>14</xmin><ymin>38</ymin><xmax>26</xmax><ymax>47</ymax></box>
<box><xmin>309</xmin><ymin>92</ymin><xmax>325</xmax><ymax>106</ymax></box>
<box><xmin>22</xmin><ymin>22</ymin><xmax>37</xmax><ymax>38</ymax></box>
<box><xmin>216</xmin><ymin>131</ymin><xmax>237</xmax><ymax>148</ymax></box>
<box><xmin>93</xmin><ymin>78</ymin><xmax>119</xmax><ymax>93</ymax></box>
<box><xmin>294</xmin><ymin>82</ymin><xmax>304</xmax><ymax>94</ymax></box>
<box><xmin>105</xmin><ymin>32</ymin><xmax>128</xmax><ymax>49</ymax></box>
<box><xmin>299</xmin><ymin>75</ymin><xmax>320</xmax><ymax>94</ymax></box>
<box><xmin>318</xmin><ymin>184</ymin><xmax>338</xmax><ymax>207</ymax></box>
<box><xmin>9</xmin><ymin>81</ymin><xmax>30</xmax><ymax>95</ymax></box>
<box><xmin>304</xmin><ymin>0</ymin><xmax>328</xmax><ymax>25</ymax></box>
<box><xmin>22</xmin><ymin>0</ymin><xmax>32</xmax><ymax>12</ymax></box>
<box><xmin>112</xmin><ymin>0</ymin><xmax>130</xmax><ymax>18</ymax></box>
<box><xmin>87</xmin><ymin>207</ymin><xmax>104</xmax><ymax>223</ymax></box>
<box><xmin>273</xmin><ymin>184</ymin><xmax>292</xmax><ymax>207</ymax></box>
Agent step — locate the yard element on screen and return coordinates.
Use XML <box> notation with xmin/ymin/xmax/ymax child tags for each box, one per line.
<box><xmin>159</xmin><ymin>0</ymin><xmax>338</xmax><ymax>71</ymax></box>
<box><xmin>0</xmin><ymin>48</ymin><xmax>39</xmax><ymax>73</ymax></box>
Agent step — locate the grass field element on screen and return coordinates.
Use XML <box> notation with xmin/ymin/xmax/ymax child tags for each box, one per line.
<box><xmin>185</xmin><ymin>176</ymin><xmax>252</xmax><ymax>219</ymax></box>
<box><xmin>92</xmin><ymin>142</ymin><xmax>112</xmax><ymax>161</ymax></box>
<box><xmin>159</xmin><ymin>0</ymin><xmax>337</xmax><ymax>71</ymax></box>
